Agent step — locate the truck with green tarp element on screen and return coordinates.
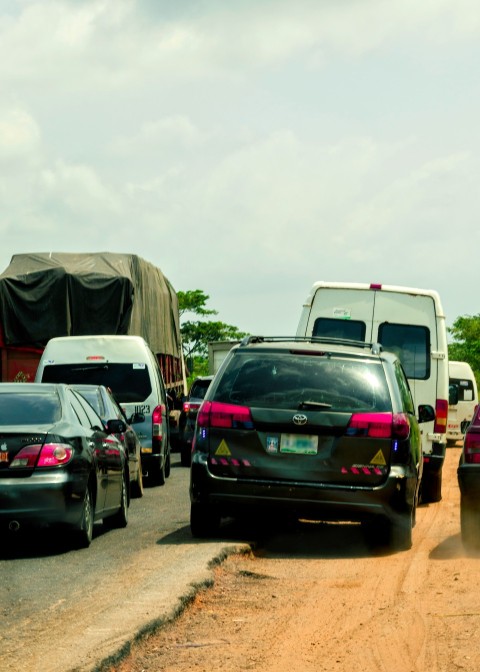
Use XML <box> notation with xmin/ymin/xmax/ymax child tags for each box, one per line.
<box><xmin>0</xmin><ymin>252</ymin><xmax>186</xmax><ymax>398</ymax></box>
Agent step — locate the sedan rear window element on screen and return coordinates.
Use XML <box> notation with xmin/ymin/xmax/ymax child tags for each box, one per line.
<box><xmin>214</xmin><ymin>353</ymin><xmax>391</xmax><ymax>412</ymax></box>
<box><xmin>0</xmin><ymin>392</ymin><xmax>62</xmax><ymax>424</ymax></box>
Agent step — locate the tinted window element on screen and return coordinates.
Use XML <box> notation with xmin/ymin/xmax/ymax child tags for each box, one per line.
<box><xmin>42</xmin><ymin>363</ymin><xmax>152</xmax><ymax>402</ymax></box>
<box><xmin>74</xmin><ymin>387</ymin><xmax>106</xmax><ymax>417</ymax></box>
<box><xmin>378</xmin><ymin>324</ymin><xmax>430</xmax><ymax>380</ymax></box>
<box><xmin>312</xmin><ymin>317</ymin><xmax>366</xmax><ymax>341</ymax></box>
<box><xmin>69</xmin><ymin>390</ymin><xmax>104</xmax><ymax>429</ymax></box>
<box><xmin>450</xmin><ymin>377</ymin><xmax>476</xmax><ymax>403</ymax></box>
<box><xmin>189</xmin><ymin>380</ymin><xmax>212</xmax><ymax>400</ymax></box>
<box><xmin>214</xmin><ymin>352</ymin><xmax>391</xmax><ymax>412</ymax></box>
<box><xmin>394</xmin><ymin>360</ymin><xmax>415</xmax><ymax>414</ymax></box>
<box><xmin>0</xmin><ymin>392</ymin><xmax>62</xmax><ymax>424</ymax></box>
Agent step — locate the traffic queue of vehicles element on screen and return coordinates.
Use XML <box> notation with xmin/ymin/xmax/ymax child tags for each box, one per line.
<box><xmin>0</xmin><ymin>279</ymin><xmax>478</xmax><ymax>553</ymax></box>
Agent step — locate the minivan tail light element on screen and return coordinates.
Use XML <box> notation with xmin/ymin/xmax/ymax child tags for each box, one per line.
<box><xmin>152</xmin><ymin>405</ymin><xmax>164</xmax><ymax>440</ymax></box>
<box><xmin>10</xmin><ymin>443</ymin><xmax>73</xmax><ymax>468</ymax></box>
<box><xmin>434</xmin><ymin>399</ymin><xmax>448</xmax><ymax>433</ymax></box>
<box><xmin>346</xmin><ymin>413</ymin><xmax>410</xmax><ymax>439</ymax></box>
<box><xmin>197</xmin><ymin>401</ymin><xmax>254</xmax><ymax>429</ymax></box>
<box><xmin>464</xmin><ymin>428</ymin><xmax>480</xmax><ymax>463</ymax></box>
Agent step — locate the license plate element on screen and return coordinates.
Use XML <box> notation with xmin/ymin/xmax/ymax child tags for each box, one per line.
<box><xmin>280</xmin><ymin>434</ymin><xmax>318</xmax><ymax>455</ymax></box>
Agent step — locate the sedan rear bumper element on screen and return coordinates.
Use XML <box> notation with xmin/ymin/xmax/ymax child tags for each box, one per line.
<box><xmin>0</xmin><ymin>471</ymin><xmax>88</xmax><ymax>529</ymax></box>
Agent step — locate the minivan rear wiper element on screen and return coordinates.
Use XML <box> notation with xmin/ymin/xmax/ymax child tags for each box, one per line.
<box><xmin>298</xmin><ymin>400</ymin><xmax>332</xmax><ymax>409</ymax></box>
<box><xmin>70</xmin><ymin>365</ymin><xmax>109</xmax><ymax>372</ymax></box>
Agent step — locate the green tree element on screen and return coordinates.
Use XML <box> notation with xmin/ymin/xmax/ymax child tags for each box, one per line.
<box><xmin>448</xmin><ymin>314</ymin><xmax>480</xmax><ymax>387</ymax></box>
<box><xmin>178</xmin><ymin>290</ymin><xmax>248</xmax><ymax>380</ymax></box>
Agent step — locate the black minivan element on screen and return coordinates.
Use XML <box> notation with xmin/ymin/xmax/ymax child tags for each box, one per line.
<box><xmin>190</xmin><ymin>336</ymin><xmax>435</xmax><ymax>551</ymax></box>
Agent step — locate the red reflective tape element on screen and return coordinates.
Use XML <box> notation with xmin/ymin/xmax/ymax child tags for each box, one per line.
<box><xmin>231</xmin><ymin>459</ymin><xmax>240</xmax><ymax>466</ymax></box>
<box><xmin>220</xmin><ymin>458</ymin><xmax>229</xmax><ymax>466</ymax></box>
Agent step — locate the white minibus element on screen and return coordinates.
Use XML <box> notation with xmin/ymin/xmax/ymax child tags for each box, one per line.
<box><xmin>297</xmin><ymin>282</ymin><xmax>450</xmax><ymax>503</ymax></box>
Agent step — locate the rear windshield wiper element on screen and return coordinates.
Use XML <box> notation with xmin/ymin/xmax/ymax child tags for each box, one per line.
<box><xmin>298</xmin><ymin>400</ymin><xmax>332</xmax><ymax>409</ymax></box>
<box><xmin>70</xmin><ymin>365</ymin><xmax>109</xmax><ymax>372</ymax></box>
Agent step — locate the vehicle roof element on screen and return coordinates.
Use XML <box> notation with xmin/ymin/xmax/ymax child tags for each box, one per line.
<box><xmin>232</xmin><ymin>336</ymin><xmax>394</xmax><ymax>362</ymax></box>
<box><xmin>0</xmin><ymin>382</ymin><xmax>66</xmax><ymax>393</ymax></box>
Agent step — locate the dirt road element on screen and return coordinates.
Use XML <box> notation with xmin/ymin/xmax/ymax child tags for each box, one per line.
<box><xmin>107</xmin><ymin>445</ymin><xmax>480</xmax><ymax>672</ymax></box>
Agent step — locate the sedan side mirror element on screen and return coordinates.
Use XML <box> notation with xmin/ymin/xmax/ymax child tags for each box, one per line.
<box><xmin>418</xmin><ymin>404</ymin><xmax>435</xmax><ymax>424</ymax></box>
<box><xmin>106</xmin><ymin>419</ymin><xmax>127</xmax><ymax>434</ymax></box>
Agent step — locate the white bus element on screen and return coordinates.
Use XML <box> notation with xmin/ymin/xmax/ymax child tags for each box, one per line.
<box><xmin>447</xmin><ymin>361</ymin><xmax>478</xmax><ymax>445</ymax></box>
<box><xmin>297</xmin><ymin>282</ymin><xmax>450</xmax><ymax>503</ymax></box>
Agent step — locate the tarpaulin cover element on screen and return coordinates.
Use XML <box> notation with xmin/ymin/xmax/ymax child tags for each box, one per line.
<box><xmin>0</xmin><ymin>252</ymin><xmax>182</xmax><ymax>357</ymax></box>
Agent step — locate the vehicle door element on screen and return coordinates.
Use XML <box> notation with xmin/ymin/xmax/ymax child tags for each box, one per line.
<box><xmin>309</xmin><ymin>288</ymin><xmax>375</xmax><ymax>341</ymax></box>
<box><xmin>68</xmin><ymin>390</ymin><xmax>123</xmax><ymax>513</ymax></box>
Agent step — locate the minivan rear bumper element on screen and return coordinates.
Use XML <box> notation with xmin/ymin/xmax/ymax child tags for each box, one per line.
<box><xmin>190</xmin><ymin>454</ymin><xmax>418</xmax><ymax>524</ymax></box>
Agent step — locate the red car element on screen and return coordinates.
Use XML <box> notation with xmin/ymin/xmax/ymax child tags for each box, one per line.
<box><xmin>458</xmin><ymin>402</ymin><xmax>480</xmax><ymax>550</ymax></box>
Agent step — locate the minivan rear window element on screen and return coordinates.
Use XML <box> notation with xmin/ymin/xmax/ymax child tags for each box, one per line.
<box><xmin>214</xmin><ymin>352</ymin><xmax>391</xmax><ymax>412</ymax></box>
<box><xmin>312</xmin><ymin>317</ymin><xmax>366</xmax><ymax>341</ymax></box>
<box><xmin>41</xmin><ymin>363</ymin><xmax>152</xmax><ymax>403</ymax></box>
<box><xmin>378</xmin><ymin>324</ymin><xmax>430</xmax><ymax>380</ymax></box>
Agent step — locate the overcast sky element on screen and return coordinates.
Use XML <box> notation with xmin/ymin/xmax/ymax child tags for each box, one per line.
<box><xmin>1</xmin><ymin>0</ymin><xmax>479</xmax><ymax>336</ymax></box>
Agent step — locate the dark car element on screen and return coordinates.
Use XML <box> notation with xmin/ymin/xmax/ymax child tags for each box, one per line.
<box><xmin>190</xmin><ymin>336</ymin><xmax>435</xmax><ymax>550</ymax></box>
<box><xmin>457</xmin><ymin>403</ymin><xmax>480</xmax><ymax>550</ymax></box>
<box><xmin>72</xmin><ymin>384</ymin><xmax>144</xmax><ymax>498</ymax></box>
<box><xmin>0</xmin><ymin>382</ymin><xmax>129</xmax><ymax>548</ymax></box>
<box><xmin>179</xmin><ymin>375</ymin><xmax>214</xmax><ymax>467</ymax></box>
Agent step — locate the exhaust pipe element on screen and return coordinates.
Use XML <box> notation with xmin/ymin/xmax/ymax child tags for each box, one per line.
<box><xmin>8</xmin><ymin>520</ymin><xmax>20</xmax><ymax>532</ymax></box>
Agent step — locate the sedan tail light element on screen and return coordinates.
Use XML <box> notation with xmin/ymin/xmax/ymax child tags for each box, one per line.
<box><xmin>10</xmin><ymin>443</ymin><xmax>73</xmax><ymax>469</ymax></box>
<box><xmin>464</xmin><ymin>429</ymin><xmax>480</xmax><ymax>463</ymax></box>
<box><xmin>197</xmin><ymin>401</ymin><xmax>254</xmax><ymax>429</ymax></box>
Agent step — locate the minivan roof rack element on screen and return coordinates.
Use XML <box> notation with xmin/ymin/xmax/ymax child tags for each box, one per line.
<box><xmin>240</xmin><ymin>336</ymin><xmax>383</xmax><ymax>354</ymax></box>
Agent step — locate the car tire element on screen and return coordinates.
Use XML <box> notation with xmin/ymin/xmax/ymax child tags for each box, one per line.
<box><xmin>130</xmin><ymin>462</ymin><xmax>144</xmax><ymax>499</ymax></box>
<box><xmin>180</xmin><ymin>443</ymin><xmax>191</xmax><ymax>467</ymax></box>
<box><xmin>149</xmin><ymin>455</ymin><xmax>166</xmax><ymax>486</ymax></box>
<box><xmin>72</xmin><ymin>487</ymin><xmax>94</xmax><ymax>549</ymax></box>
<box><xmin>190</xmin><ymin>502</ymin><xmax>220</xmax><ymax>538</ymax></box>
<box><xmin>460</xmin><ymin>496</ymin><xmax>480</xmax><ymax>551</ymax></box>
<box><xmin>420</xmin><ymin>470</ymin><xmax>442</xmax><ymax>503</ymax></box>
<box><xmin>105</xmin><ymin>474</ymin><xmax>129</xmax><ymax>529</ymax></box>
<box><xmin>389</xmin><ymin>514</ymin><xmax>413</xmax><ymax>551</ymax></box>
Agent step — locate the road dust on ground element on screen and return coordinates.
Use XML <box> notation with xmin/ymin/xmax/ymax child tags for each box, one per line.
<box><xmin>106</xmin><ymin>446</ymin><xmax>480</xmax><ymax>672</ymax></box>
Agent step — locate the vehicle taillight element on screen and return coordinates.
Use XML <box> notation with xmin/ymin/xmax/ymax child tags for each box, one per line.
<box><xmin>434</xmin><ymin>399</ymin><xmax>448</xmax><ymax>434</ymax></box>
<box><xmin>10</xmin><ymin>443</ymin><xmax>73</xmax><ymax>468</ymax></box>
<box><xmin>464</xmin><ymin>428</ymin><xmax>480</xmax><ymax>463</ymax></box>
<box><xmin>197</xmin><ymin>401</ymin><xmax>254</xmax><ymax>429</ymax></box>
<box><xmin>346</xmin><ymin>413</ymin><xmax>410</xmax><ymax>439</ymax></box>
<box><xmin>152</xmin><ymin>405</ymin><xmax>164</xmax><ymax>443</ymax></box>
<box><xmin>183</xmin><ymin>401</ymin><xmax>201</xmax><ymax>414</ymax></box>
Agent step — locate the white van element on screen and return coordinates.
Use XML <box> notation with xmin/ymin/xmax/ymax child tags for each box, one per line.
<box><xmin>297</xmin><ymin>282</ymin><xmax>450</xmax><ymax>503</ymax></box>
<box><xmin>35</xmin><ymin>335</ymin><xmax>171</xmax><ymax>486</ymax></box>
<box><xmin>447</xmin><ymin>361</ymin><xmax>478</xmax><ymax>444</ymax></box>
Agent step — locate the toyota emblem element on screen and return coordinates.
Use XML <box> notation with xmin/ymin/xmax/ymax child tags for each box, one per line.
<box><xmin>293</xmin><ymin>413</ymin><xmax>308</xmax><ymax>426</ymax></box>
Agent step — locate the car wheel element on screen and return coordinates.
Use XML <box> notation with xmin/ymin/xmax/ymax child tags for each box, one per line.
<box><xmin>420</xmin><ymin>470</ymin><xmax>442</xmax><ymax>504</ymax></box>
<box><xmin>389</xmin><ymin>514</ymin><xmax>413</xmax><ymax>551</ymax></box>
<box><xmin>180</xmin><ymin>443</ymin><xmax>191</xmax><ymax>467</ymax></box>
<box><xmin>190</xmin><ymin>502</ymin><xmax>221</xmax><ymax>538</ymax></box>
<box><xmin>149</xmin><ymin>455</ymin><xmax>166</xmax><ymax>486</ymax></box>
<box><xmin>130</xmin><ymin>461</ymin><xmax>144</xmax><ymax>499</ymax></box>
<box><xmin>460</xmin><ymin>496</ymin><xmax>480</xmax><ymax>551</ymax></box>
<box><xmin>105</xmin><ymin>475</ymin><xmax>129</xmax><ymax>529</ymax></box>
<box><xmin>72</xmin><ymin>487</ymin><xmax>94</xmax><ymax>549</ymax></box>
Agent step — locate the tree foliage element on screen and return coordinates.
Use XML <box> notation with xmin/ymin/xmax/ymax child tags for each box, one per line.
<box><xmin>177</xmin><ymin>291</ymin><xmax>248</xmax><ymax>378</ymax></box>
<box><xmin>448</xmin><ymin>314</ymin><xmax>480</xmax><ymax>386</ymax></box>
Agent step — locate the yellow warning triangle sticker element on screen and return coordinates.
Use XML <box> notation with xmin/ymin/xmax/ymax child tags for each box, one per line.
<box><xmin>370</xmin><ymin>449</ymin><xmax>386</xmax><ymax>466</ymax></box>
<box><xmin>215</xmin><ymin>440</ymin><xmax>231</xmax><ymax>456</ymax></box>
